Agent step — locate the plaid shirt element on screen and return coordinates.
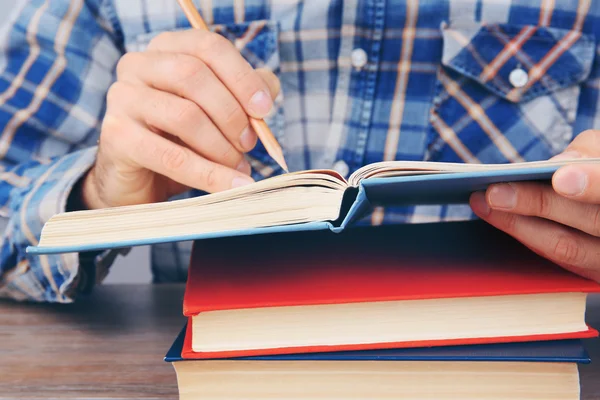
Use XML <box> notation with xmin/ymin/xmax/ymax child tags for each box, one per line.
<box><xmin>1</xmin><ymin>0</ymin><xmax>599</xmax><ymax>302</ymax></box>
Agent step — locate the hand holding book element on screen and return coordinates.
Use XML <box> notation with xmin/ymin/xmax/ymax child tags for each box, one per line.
<box><xmin>470</xmin><ymin>130</ymin><xmax>600</xmax><ymax>284</ymax></box>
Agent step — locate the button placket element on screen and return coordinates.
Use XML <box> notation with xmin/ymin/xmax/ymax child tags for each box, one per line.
<box><xmin>351</xmin><ymin>48</ymin><xmax>368</xmax><ymax>69</ymax></box>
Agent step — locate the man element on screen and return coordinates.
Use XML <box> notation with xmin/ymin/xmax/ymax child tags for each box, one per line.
<box><xmin>0</xmin><ymin>0</ymin><xmax>599</xmax><ymax>303</ymax></box>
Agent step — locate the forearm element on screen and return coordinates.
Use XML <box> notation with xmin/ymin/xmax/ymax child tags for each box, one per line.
<box><xmin>0</xmin><ymin>147</ymin><xmax>124</xmax><ymax>302</ymax></box>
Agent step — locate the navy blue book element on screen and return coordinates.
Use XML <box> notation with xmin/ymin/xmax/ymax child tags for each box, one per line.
<box><xmin>165</xmin><ymin>324</ymin><xmax>590</xmax><ymax>363</ymax></box>
<box><xmin>165</xmin><ymin>325</ymin><xmax>588</xmax><ymax>400</ymax></box>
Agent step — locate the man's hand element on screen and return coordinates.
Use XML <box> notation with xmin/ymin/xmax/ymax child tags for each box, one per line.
<box><xmin>81</xmin><ymin>29</ymin><xmax>281</xmax><ymax>210</ymax></box>
<box><xmin>470</xmin><ymin>129</ymin><xmax>600</xmax><ymax>282</ymax></box>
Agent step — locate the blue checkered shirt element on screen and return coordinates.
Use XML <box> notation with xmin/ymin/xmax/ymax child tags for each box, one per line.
<box><xmin>1</xmin><ymin>0</ymin><xmax>599</xmax><ymax>302</ymax></box>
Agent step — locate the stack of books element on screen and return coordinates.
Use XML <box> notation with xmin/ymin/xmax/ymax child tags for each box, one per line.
<box><xmin>164</xmin><ymin>221</ymin><xmax>599</xmax><ymax>399</ymax></box>
<box><xmin>27</xmin><ymin>158</ymin><xmax>600</xmax><ymax>399</ymax></box>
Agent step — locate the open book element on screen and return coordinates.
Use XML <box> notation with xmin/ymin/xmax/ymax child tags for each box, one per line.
<box><xmin>27</xmin><ymin>158</ymin><xmax>600</xmax><ymax>254</ymax></box>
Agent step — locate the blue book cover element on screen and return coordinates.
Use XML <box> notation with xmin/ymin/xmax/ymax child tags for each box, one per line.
<box><xmin>26</xmin><ymin>161</ymin><xmax>600</xmax><ymax>255</ymax></box>
<box><xmin>164</xmin><ymin>324</ymin><xmax>590</xmax><ymax>364</ymax></box>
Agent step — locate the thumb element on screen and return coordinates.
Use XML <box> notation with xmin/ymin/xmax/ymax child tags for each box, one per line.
<box><xmin>256</xmin><ymin>67</ymin><xmax>281</xmax><ymax>101</ymax></box>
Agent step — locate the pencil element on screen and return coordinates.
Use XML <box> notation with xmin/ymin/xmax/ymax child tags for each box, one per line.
<box><xmin>176</xmin><ymin>0</ymin><xmax>289</xmax><ymax>173</ymax></box>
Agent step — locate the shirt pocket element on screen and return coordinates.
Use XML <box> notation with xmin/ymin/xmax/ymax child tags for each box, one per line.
<box><xmin>130</xmin><ymin>20</ymin><xmax>285</xmax><ymax>180</ymax></box>
<box><xmin>427</xmin><ymin>23</ymin><xmax>595</xmax><ymax>164</ymax></box>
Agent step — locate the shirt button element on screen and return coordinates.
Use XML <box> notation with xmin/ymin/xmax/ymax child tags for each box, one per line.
<box><xmin>509</xmin><ymin>68</ymin><xmax>529</xmax><ymax>88</ymax></box>
<box><xmin>332</xmin><ymin>160</ymin><xmax>350</xmax><ymax>177</ymax></box>
<box><xmin>351</xmin><ymin>48</ymin><xmax>368</xmax><ymax>69</ymax></box>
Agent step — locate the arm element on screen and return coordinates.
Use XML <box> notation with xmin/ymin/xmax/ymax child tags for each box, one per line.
<box><xmin>0</xmin><ymin>1</ymin><xmax>281</xmax><ymax>302</ymax></box>
<box><xmin>0</xmin><ymin>0</ymin><xmax>123</xmax><ymax>302</ymax></box>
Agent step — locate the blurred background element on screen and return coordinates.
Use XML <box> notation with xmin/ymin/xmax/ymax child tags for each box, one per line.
<box><xmin>1</xmin><ymin>1</ymin><xmax>13</xmax><ymax>24</ymax></box>
<box><xmin>0</xmin><ymin>0</ymin><xmax>152</xmax><ymax>284</ymax></box>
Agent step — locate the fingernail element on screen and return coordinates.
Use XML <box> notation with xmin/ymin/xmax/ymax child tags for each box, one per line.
<box><xmin>248</xmin><ymin>90</ymin><xmax>273</xmax><ymax>118</ymax></box>
<box><xmin>470</xmin><ymin>192</ymin><xmax>490</xmax><ymax>217</ymax></box>
<box><xmin>488</xmin><ymin>184</ymin><xmax>516</xmax><ymax>210</ymax></box>
<box><xmin>236</xmin><ymin>158</ymin><xmax>251</xmax><ymax>175</ymax></box>
<box><xmin>554</xmin><ymin>167</ymin><xmax>587</xmax><ymax>196</ymax></box>
<box><xmin>551</xmin><ymin>150</ymin><xmax>581</xmax><ymax>161</ymax></box>
<box><xmin>231</xmin><ymin>175</ymin><xmax>254</xmax><ymax>189</ymax></box>
<box><xmin>240</xmin><ymin>126</ymin><xmax>257</xmax><ymax>152</ymax></box>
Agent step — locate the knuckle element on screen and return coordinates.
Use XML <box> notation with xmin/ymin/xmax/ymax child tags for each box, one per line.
<box><xmin>220</xmin><ymin>143</ymin><xmax>238</xmax><ymax>162</ymax></box>
<box><xmin>170</xmin><ymin>101</ymin><xmax>202</xmax><ymax>127</ymax></box>
<box><xmin>502</xmin><ymin>212</ymin><xmax>519</xmax><ymax>233</ymax></box>
<box><xmin>578</xmin><ymin>129</ymin><xmax>599</xmax><ymax>141</ymax></box>
<box><xmin>100</xmin><ymin>114</ymin><xmax>123</xmax><ymax>142</ymax></box>
<box><xmin>161</xmin><ymin>146</ymin><xmax>187</xmax><ymax>171</ymax></box>
<box><xmin>106</xmin><ymin>83</ymin><xmax>121</xmax><ymax>105</ymax></box>
<box><xmin>106</xmin><ymin>81</ymin><xmax>133</xmax><ymax>105</ymax></box>
<box><xmin>137</xmin><ymin>135</ymin><xmax>156</xmax><ymax>156</ymax></box>
<box><xmin>116</xmin><ymin>52</ymin><xmax>141</xmax><ymax>77</ymax></box>
<box><xmin>100</xmin><ymin>115</ymin><xmax>131</xmax><ymax>156</ymax></box>
<box><xmin>175</xmin><ymin>57</ymin><xmax>209</xmax><ymax>88</ymax></box>
<box><xmin>574</xmin><ymin>129</ymin><xmax>600</xmax><ymax>150</ymax></box>
<box><xmin>536</xmin><ymin>189</ymin><xmax>554</xmax><ymax>219</ymax></box>
<box><xmin>552</xmin><ymin>234</ymin><xmax>586</xmax><ymax>267</ymax></box>
<box><xmin>591</xmin><ymin>206</ymin><xmax>600</xmax><ymax>237</ymax></box>
<box><xmin>201</xmin><ymin>32</ymin><xmax>229</xmax><ymax>54</ymax></box>
<box><xmin>224</xmin><ymin>102</ymin><xmax>246</xmax><ymax>125</ymax></box>
<box><xmin>148</xmin><ymin>32</ymin><xmax>173</xmax><ymax>50</ymax></box>
<box><xmin>233</xmin><ymin>67</ymin><xmax>253</xmax><ymax>86</ymax></box>
<box><xmin>202</xmin><ymin>164</ymin><xmax>219</xmax><ymax>189</ymax></box>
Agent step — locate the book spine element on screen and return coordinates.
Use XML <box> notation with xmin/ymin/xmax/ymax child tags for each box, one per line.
<box><xmin>332</xmin><ymin>185</ymin><xmax>373</xmax><ymax>232</ymax></box>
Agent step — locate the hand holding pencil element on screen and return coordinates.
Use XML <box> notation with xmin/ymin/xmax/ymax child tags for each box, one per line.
<box><xmin>75</xmin><ymin>0</ymin><xmax>285</xmax><ymax>211</ymax></box>
<box><xmin>177</xmin><ymin>0</ymin><xmax>288</xmax><ymax>172</ymax></box>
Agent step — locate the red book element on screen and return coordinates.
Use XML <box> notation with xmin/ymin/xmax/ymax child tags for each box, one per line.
<box><xmin>182</xmin><ymin>221</ymin><xmax>600</xmax><ymax>359</ymax></box>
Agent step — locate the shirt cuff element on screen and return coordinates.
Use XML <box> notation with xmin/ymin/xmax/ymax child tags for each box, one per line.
<box><xmin>5</xmin><ymin>146</ymin><xmax>125</xmax><ymax>302</ymax></box>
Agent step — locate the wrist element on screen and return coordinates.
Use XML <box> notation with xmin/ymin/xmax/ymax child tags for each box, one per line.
<box><xmin>67</xmin><ymin>167</ymin><xmax>105</xmax><ymax>211</ymax></box>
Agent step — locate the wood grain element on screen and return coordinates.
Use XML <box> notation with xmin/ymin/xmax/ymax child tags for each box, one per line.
<box><xmin>0</xmin><ymin>284</ymin><xmax>185</xmax><ymax>399</ymax></box>
<box><xmin>0</xmin><ymin>284</ymin><xmax>599</xmax><ymax>399</ymax></box>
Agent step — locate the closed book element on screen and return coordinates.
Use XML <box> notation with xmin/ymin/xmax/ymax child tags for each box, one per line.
<box><xmin>167</xmin><ymin>324</ymin><xmax>587</xmax><ymax>400</ymax></box>
<box><xmin>182</xmin><ymin>220</ymin><xmax>600</xmax><ymax>358</ymax></box>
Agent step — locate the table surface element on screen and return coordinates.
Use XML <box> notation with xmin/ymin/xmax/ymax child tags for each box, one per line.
<box><xmin>2</xmin><ymin>284</ymin><xmax>600</xmax><ymax>400</ymax></box>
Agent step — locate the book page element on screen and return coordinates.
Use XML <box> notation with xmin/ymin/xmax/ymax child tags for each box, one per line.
<box><xmin>35</xmin><ymin>171</ymin><xmax>349</xmax><ymax>250</ymax></box>
<box><xmin>348</xmin><ymin>158</ymin><xmax>600</xmax><ymax>186</ymax></box>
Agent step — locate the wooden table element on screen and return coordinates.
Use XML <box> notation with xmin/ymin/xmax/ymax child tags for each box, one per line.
<box><xmin>1</xmin><ymin>284</ymin><xmax>600</xmax><ymax>399</ymax></box>
<box><xmin>0</xmin><ymin>284</ymin><xmax>185</xmax><ymax>399</ymax></box>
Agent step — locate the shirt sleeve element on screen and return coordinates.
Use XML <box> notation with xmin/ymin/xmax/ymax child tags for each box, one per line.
<box><xmin>574</xmin><ymin>40</ymin><xmax>600</xmax><ymax>132</ymax></box>
<box><xmin>0</xmin><ymin>0</ymin><xmax>124</xmax><ymax>302</ymax></box>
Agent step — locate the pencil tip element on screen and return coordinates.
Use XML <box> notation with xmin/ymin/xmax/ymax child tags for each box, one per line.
<box><xmin>277</xmin><ymin>156</ymin><xmax>289</xmax><ymax>173</ymax></box>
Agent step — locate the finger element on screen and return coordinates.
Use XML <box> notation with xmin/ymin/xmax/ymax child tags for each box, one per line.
<box><xmin>104</xmin><ymin>115</ymin><xmax>254</xmax><ymax>193</ymax></box>
<box><xmin>116</xmin><ymin>52</ymin><xmax>257</xmax><ymax>153</ymax></box>
<box><xmin>147</xmin><ymin>30</ymin><xmax>274</xmax><ymax>119</ymax></box>
<box><xmin>109</xmin><ymin>82</ymin><xmax>251</xmax><ymax>175</ymax></box>
<box><xmin>256</xmin><ymin>67</ymin><xmax>281</xmax><ymax>101</ymax></box>
<box><xmin>470</xmin><ymin>192</ymin><xmax>600</xmax><ymax>282</ymax></box>
<box><xmin>561</xmin><ymin>129</ymin><xmax>600</xmax><ymax>158</ymax></box>
<box><xmin>483</xmin><ymin>182</ymin><xmax>600</xmax><ymax>237</ymax></box>
<box><xmin>552</xmin><ymin>164</ymin><xmax>600</xmax><ymax>204</ymax></box>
